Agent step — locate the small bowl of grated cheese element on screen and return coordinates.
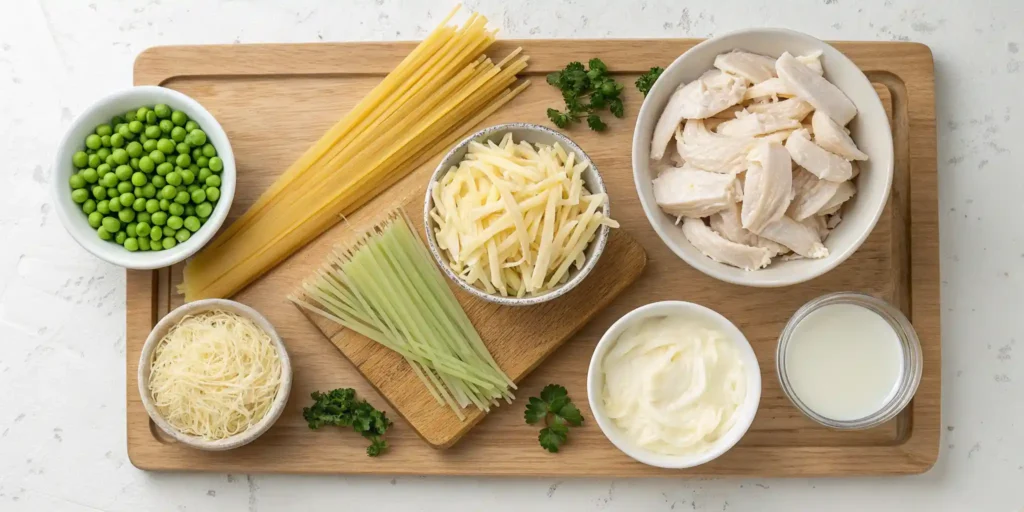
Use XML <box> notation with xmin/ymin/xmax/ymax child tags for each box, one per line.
<box><xmin>425</xmin><ymin>123</ymin><xmax>619</xmax><ymax>306</ymax></box>
<box><xmin>137</xmin><ymin>298</ymin><xmax>292</xmax><ymax>451</ymax></box>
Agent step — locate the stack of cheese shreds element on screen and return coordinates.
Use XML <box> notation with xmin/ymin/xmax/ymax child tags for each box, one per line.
<box><xmin>182</xmin><ymin>7</ymin><xmax>530</xmax><ymax>301</ymax></box>
<box><xmin>430</xmin><ymin>134</ymin><xmax>619</xmax><ymax>297</ymax></box>
<box><xmin>290</xmin><ymin>212</ymin><xmax>514</xmax><ymax>420</ymax></box>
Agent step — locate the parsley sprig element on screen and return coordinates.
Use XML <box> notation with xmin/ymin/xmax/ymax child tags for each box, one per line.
<box><xmin>303</xmin><ymin>388</ymin><xmax>392</xmax><ymax>457</ymax></box>
<box><xmin>545</xmin><ymin>58</ymin><xmax>625</xmax><ymax>131</ymax></box>
<box><xmin>635</xmin><ymin>66</ymin><xmax>665</xmax><ymax>97</ymax></box>
<box><xmin>524</xmin><ymin>384</ymin><xmax>584</xmax><ymax>453</ymax></box>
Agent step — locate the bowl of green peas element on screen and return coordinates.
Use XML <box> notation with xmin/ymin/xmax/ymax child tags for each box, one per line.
<box><xmin>53</xmin><ymin>86</ymin><xmax>235</xmax><ymax>269</ymax></box>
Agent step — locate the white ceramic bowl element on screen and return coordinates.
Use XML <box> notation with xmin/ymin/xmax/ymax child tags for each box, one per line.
<box><xmin>138</xmin><ymin>299</ymin><xmax>292</xmax><ymax>451</ymax></box>
<box><xmin>424</xmin><ymin>123</ymin><xmax>610</xmax><ymax>306</ymax></box>
<box><xmin>587</xmin><ymin>301</ymin><xmax>761</xmax><ymax>469</ymax></box>
<box><xmin>53</xmin><ymin>86</ymin><xmax>235</xmax><ymax>270</ymax></box>
<box><xmin>632</xmin><ymin>29</ymin><xmax>894</xmax><ymax>287</ymax></box>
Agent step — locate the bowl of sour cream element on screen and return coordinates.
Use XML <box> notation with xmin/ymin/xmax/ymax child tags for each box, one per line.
<box><xmin>587</xmin><ymin>301</ymin><xmax>761</xmax><ymax>469</ymax></box>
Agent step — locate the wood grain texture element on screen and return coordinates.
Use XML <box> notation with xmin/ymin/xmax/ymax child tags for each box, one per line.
<box><xmin>127</xmin><ymin>38</ymin><xmax>939</xmax><ymax>477</ymax></box>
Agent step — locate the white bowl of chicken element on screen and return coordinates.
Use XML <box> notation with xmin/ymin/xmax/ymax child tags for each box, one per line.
<box><xmin>632</xmin><ymin>28</ymin><xmax>894</xmax><ymax>287</ymax></box>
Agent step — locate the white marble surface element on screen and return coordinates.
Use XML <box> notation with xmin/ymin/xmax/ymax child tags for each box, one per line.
<box><xmin>1</xmin><ymin>0</ymin><xmax>1022</xmax><ymax>510</ymax></box>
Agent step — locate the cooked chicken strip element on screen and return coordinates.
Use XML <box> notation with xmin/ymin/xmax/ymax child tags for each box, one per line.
<box><xmin>811</xmin><ymin>110</ymin><xmax>869</xmax><ymax>160</ymax></box>
<box><xmin>796</xmin><ymin>50</ymin><xmax>824</xmax><ymax>75</ymax></box>
<box><xmin>717</xmin><ymin>111</ymin><xmax>802</xmax><ymax>138</ymax></box>
<box><xmin>849</xmin><ymin>160</ymin><xmax>860</xmax><ymax>178</ymax></box>
<box><xmin>787</xmin><ymin>167</ymin><xmax>844</xmax><ymax>220</ymax></box>
<box><xmin>759</xmin><ymin>129</ymin><xmax>796</xmax><ymax>144</ymax></box>
<box><xmin>743</xmin><ymin>77</ymin><xmax>796</xmax><ymax>101</ymax></box>
<box><xmin>652</xmin><ymin>165</ymin><xmax>742</xmax><ymax>218</ymax></box>
<box><xmin>776</xmin><ymin>52</ymin><xmax>857</xmax><ymax>125</ymax></box>
<box><xmin>817</xmin><ymin>179</ymin><xmax>856</xmax><ymax>214</ymax></box>
<box><xmin>710</xmin><ymin>202</ymin><xmax>789</xmax><ymax>256</ymax></box>
<box><xmin>712</xmin><ymin>104</ymin><xmax>746</xmax><ymax>120</ymax></box>
<box><xmin>741</xmin><ymin>141</ymin><xmax>793</xmax><ymax>233</ymax></box>
<box><xmin>826</xmin><ymin>211</ymin><xmax>842</xmax><ymax>229</ymax></box>
<box><xmin>682</xmin><ymin>217</ymin><xmax>773</xmax><ymax>271</ymax></box>
<box><xmin>745</xmin><ymin>98</ymin><xmax>814</xmax><ymax>121</ymax></box>
<box><xmin>758</xmin><ymin>215</ymin><xmax>829</xmax><ymax>258</ymax></box>
<box><xmin>785</xmin><ymin>129</ymin><xmax>853</xmax><ymax>182</ymax></box>
<box><xmin>714</xmin><ymin>50</ymin><xmax>777</xmax><ymax>84</ymax></box>
<box><xmin>799</xmin><ymin>214</ymin><xmax>830</xmax><ymax>240</ymax></box>
<box><xmin>674</xmin><ymin>69</ymin><xmax>748</xmax><ymax>119</ymax></box>
<box><xmin>651</xmin><ymin>84</ymin><xmax>693</xmax><ymax>161</ymax></box>
<box><xmin>675</xmin><ymin>119</ymin><xmax>756</xmax><ymax>174</ymax></box>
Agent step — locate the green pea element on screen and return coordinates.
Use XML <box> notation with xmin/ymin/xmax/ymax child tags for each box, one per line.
<box><xmin>206</xmin><ymin>187</ymin><xmax>221</xmax><ymax>202</ymax></box>
<box><xmin>202</xmin><ymin>144</ymin><xmax>217</xmax><ymax>158</ymax></box>
<box><xmin>138</xmin><ymin>237</ymin><xmax>151</xmax><ymax>251</ymax></box>
<box><xmin>79</xmin><ymin>168</ymin><xmax>97</xmax><ymax>184</ymax></box>
<box><xmin>87</xmin><ymin>154</ymin><xmax>102</xmax><ymax>169</ymax></box>
<box><xmin>117</xmin><ymin>124</ymin><xmax>134</xmax><ymax>140</ymax></box>
<box><xmin>172</xmin><ymin>142</ymin><xmax>188</xmax><ymax>155</ymax></box>
<box><xmin>139</xmin><ymin>157</ymin><xmax>155</xmax><ymax>174</ymax></box>
<box><xmin>156</xmin><ymin>138</ymin><xmax>175</xmax><ymax>154</ymax></box>
<box><xmin>168</xmin><ymin>202</ymin><xmax>184</xmax><ymax>216</ymax></box>
<box><xmin>170</xmin><ymin>126</ymin><xmax>186</xmax><ymax>143</ymax></box>
<box><xmin>191</xmin><ymin>155</ymin><xmax>208</xmax><ymax>169</ymax></box>
<box><xmin>176</xmin><ymin>184</ymin><xmax>186</xmax><ymax>194</ymax></box>
<box><xmin>141</xmin><ymin>184</ymin><xmax>156</xmax><ymax>199</ymax></box>
<box><xmin>159</xmin><ymin>119</ymin><xmax>174</xmax><ymax>134</ymax></box>
<box><xmin>175</xmin><ymin>229</ymin><xmax>191</xmax><ymax>243</ymax></box>
<box><xmin>129</xmin><ymin>158</ymin><xmax>141</xmax><ymax>170</ymax></box>
<box><xmin>183</xmin><ymin>120</ymin><xmax>197</xmax><ymax>132</ymax></box>
<box><xmin>188</xmin><ymin>163</ymin><xmax>200</xmax><ymax>174</ymax></box>
<box><xmin>117</xmin><ymin>182</ymin><xmax>133</xmax><ymax>195</ymax></box>
<box><xmin>100</xmin><ymin>135</ymin><xmax>112</xmax><ymax>148</ymax></box>
<box><xmin>97</xmin><ymin>227</ymin><xmax>112</xmax><ymax>241</ymax></box>
<box><xmin>154</xmin><ymin>104</ymin><xmax>171</xmax><ymax>119</ymax></box>
<box><xmin>155</xmin><ymin>164</ymin><xmax>172</xmax><ymax>178</ymax></box>
<box><xmin>151</xmin><ymin>211</ymin><xmax>168</xmax><ymax>226</ymax></box>
<box><xmin>85</xmin><ymin>134</ymin><xmax>102</xmax><ymax>150</ymax></box>
<box><xmin>72</xmin><ymin>151</ymin><xmax>89</xmax><ymax>168</ymax></box>
<box><xmin>171</xmin><ymin>110</ymin><xmax>188</xmax><ymax>126</ymax></box>
<box><xmin>162</xmin><ymin>237</ymin><xmax>177</xmax><ymax>250</ymax></box>
<box><xmin>181</xmin><ymin>170</ymin><xmax>195</xmax><ymax>185</ymax></box>
<box><xmin>144</xmin><ymin>125</ymin><xmax>161</xmax><ymax>139</ymax></box>
<box><xmin>125</xmin><ymin>110</ymin><xmax>138</xmax><ymax>122</ymax></box>
<box><xmin>132</xmin><ymin>197</ymin><xmax>147</xmax><ymax>212</ymax></box>
<box><xmin>196</xmin><ymin>168</ymin><xmax>212</xmax><ymax>184</ymax></box>
<box><xmin>128</xmin><ymin>120</ymin><xmax>143</xmax><ymax>134</ymax></box>
<box><xmin>126</xmin><ymin>223</ymin><xmax>138</xmax><ymax>238</ymax></box>
<box><xmin>110</xmin><ymin>133</ymin><xmax>125</xmax><ymax>148</ymax></box>
<box><xmin>134</xmin><ymin>186</ymin><xmax>144</xmax><ymax>197</ymax></box>
<box><xmin>144</xmin><ymin>198</ymin><xmax>159</xmax><ymax>213</ymax></box>
<box><xmin>205</xmin><ymin>174</ymin><xmax>222</xmax><ymax>188</ymax></box>
<box><xmin>111</xmin><ymin>149</ymin><xmax>128</xmax><ymax>165</ymax></box>
<box><xmin>195</xmin><ymin>202</ymin><xmax>213</xmax><ymax>219</ymax></box>
<box><xmin>96</xmin><ymin>163</ymin><xmax>111</xmax><ymax>176</ymax></box>
<box><xmin>165</xmin><ymin>171</ymin><xmax>182</xmax><ymax>187</ymax></box>
<box><xmin>87</xmin><ymin>211</ymin><xmax>103</xmax><ymax>228</ymax></box>
<box><xmin>184</xmin><ymin>204</ymin><xmax>196</xmax><ymax>217</ymax></box>
<box><xmin>190</xmin><ymin>188</ymin><xmax>207</xmax><ymax>203</ymax></box>
<box><xmin>136</xmin><ymin>222</ymin><xmax>151</xmax><ymax>237</ymax></box>
<box><xmin>158</xmin><ymin>185</ymin><xmax>176</xmax><ymax>200</ymax></box>
<box><xmin>105</xmin><ymin>155</ymin><xmax>116</xmax><ymax>167</ymax></box>
<box><xmin>149</xmin><ymin>150</ymin><xmax>166</xmax><ymax>166</ymax></box>
<box><xmin>174</xmin><ymin>191</ymin><xmax>190</xmax><ymax>204</ymax></box>
<box><xmin>118</xmin><ymin>191</ymin><xmax>135</xmax><ymax>205</ymax></box>
<box><xmin>69</xmin><ymin>174</ymin><xmax>86</xmax><ymax>189</ymax></box>
<box><xmin>115</xmin><ymin>231</ymin><xmax>127</xmax><ymax>245</ymax></box>
<box><xmin>150</xmin><ymin>225</ymin><xmax>163</xmax><ymax>241</ymax></box>
<box><xmin>112</xmin><ymin>165</ymin><xmax>130</xmax><ymax>181</ymax></box>
<box><xmin>189</xmin><ymin>129</ymin><xmax>210</xmax><ymax>148</ymax></box>
<box><xmin>142</xmin><ymin>139</ymin><xmax>157</xmax><ymax>153</ymax></box>
<box><xmin>151</xmin><ymin>176</ymin><xmax>166</xmax><ymax>189</ymax></box>
<box><xmin>208</xmin><ymin>157</ymin><xmax>223</xmax><ymax>172</ymax></box>
<box><xmin>71</xmin><ymin>188</ymin><xmax>89</xmax><ymax>203</ymax></box>
<box><xmin>101</xmin><ymin>216</ymin><xmax>120</xmax><ymax>233</ymax></box>
<box><xmin>186</xmin><ymin>184</ymin><xmax>200</xmax><ymax>194</ymax></box>
<box><xmin>137</xmin><ymin>211</ymin><xmax>151</xmax><ymax>224</ymax></box>
<box><xmin>123</xmin><ymin>237</ymin><xmax>139</xmax><ymax>251</ymax></box>
<box><xmin>139</xmin><ymin>133</ymin><xmax>149</xmax><ymax>144</ymax></box>
<box><xmin>163</xmin><ymin>226</ymin><xmax>177</xmax><ymax>238</ymax></box>
<box><xmin>159</xmin><ymin>199</ymin><xmax>171</xmax><ymax>211</ymax></box>
<box><xmin>82</xmin><ymin>199</ymin><xmax>97</xmax><ymax>214</ymax></box>
<box><xmin>106</xmin><ymin>187</ymin><xmax>118</xmax><ymax>200</ymax></box>
<box><xmin>99</xmin><ymin>172</ymin><xmax>116</xmax><ymax>188</ymax></box>
<box><xmin>191</xmin><ymin>148</ymin><xmax>203</xmax><ymax>161</ymax></box>
<box><xmin>96</xmin><ymin>124</ymin><xmax>113</xmax><ymax>137</ymax></box>
<box><xmin>127</xmin><ymin>141</ymin><xmax>144</xmax><ymax>158</ymax></box>
<box><xmin>146</xmin><ymin>111</ymin><xmax>157</xmax><ymax>124</ymax></box>
<box><xmin>176</xmin><ymin>215</ymin><xmax>199</xmax><ymax>232</ymax></box>
<box><xmin>129</xmin><ymin>172</ymin><xmax>145</xmax><ymax>187</ymax></box>
<box><xmin>96</xmin><ymin>200</ymin><xmax>110</xmax><ymax>215</ymax></box>
<box><xmin>118</xmin><ymin>208</ymin><xmax>135</xmax><ymax>223</ymax></box>
<box><xmin>176</xmin><ymin>154</ymin><xmax>191</xmax><ymax>167</ymax></box>
<box><xmin>90</xmin><ymin>186</ymin><xmax>106</xmax><ymax>201</ymax></box>
<box><xmin>166</xmin><ymin>215</ymin><xmax>183</xmax><ymax>230</ymax></box>
<box><xmin>96</xmin><ymin>148</ymin><xmax>111</xmax><ymax>161</ymax></box>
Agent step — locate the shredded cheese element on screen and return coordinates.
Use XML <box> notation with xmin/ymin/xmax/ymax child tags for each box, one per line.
<box><xmin>148</xmin><ymin>311</ymin><xmax>282</xmax><ymax>441</ymax></box>
<box><xmin>430</xmin><ymin>134</ymin><xmax>619</xmax><ymax>297</ymax></box>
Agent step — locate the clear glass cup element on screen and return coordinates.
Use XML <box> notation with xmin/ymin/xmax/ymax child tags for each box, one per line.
<box><xmin>776</xmin><ymin>292</ymin><xmax>923</xmax><ymax>430</ymax></box>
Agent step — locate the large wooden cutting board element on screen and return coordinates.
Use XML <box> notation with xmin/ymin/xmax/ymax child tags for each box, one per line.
<box><xmin>127</xmin><ymin>38</ymin><xmax>940</xmax><ymax>476</ymax></box>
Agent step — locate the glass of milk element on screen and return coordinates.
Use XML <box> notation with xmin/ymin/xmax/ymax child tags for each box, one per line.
<box><xmin>776</xmin><ymin>292</ymin><xmax>923</xmax><ymax>429</ymax></box>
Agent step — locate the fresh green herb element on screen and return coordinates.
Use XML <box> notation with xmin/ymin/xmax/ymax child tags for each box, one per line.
<box><xmin>635</xmin><ymin>66</ymin><xmax>665</xmax><ymax>97</ymax></box>
<box><xmin>303</xmin><ymin>388</ymin><xmax>393</xmax><ymax>457</ymax></box>
<box><xmin>545</xmin><ymin>58</ymin><xmax>625</xmax><ymax>132</ymax></box>
<box><xmin>524</xmin><ymin>384</ymin><xmax>584</xmax><ymax>453</ymax></box>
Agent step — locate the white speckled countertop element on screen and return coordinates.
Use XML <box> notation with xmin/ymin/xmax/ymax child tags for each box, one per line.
<box><xmin>1</xmin><ymin>0</ymin><xmax>1022</xmax><ymax>510</ymax></box>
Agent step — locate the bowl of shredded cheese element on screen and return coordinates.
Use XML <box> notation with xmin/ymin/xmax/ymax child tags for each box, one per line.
<box><xmin>137</xmin><ymin>299</ymin><xmax>292</xmax><ymax>451</ymax></box>
<box><xmin>425</xmin><ymin>123</ymin><xmax>619</xmax><ymax>306</ymax></box>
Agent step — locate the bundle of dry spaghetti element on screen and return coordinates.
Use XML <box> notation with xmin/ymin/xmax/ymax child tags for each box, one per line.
<box><xmin>182</xmin><ymin>7</ymin><xmax>530</xmax><ymax>300</ymax></box>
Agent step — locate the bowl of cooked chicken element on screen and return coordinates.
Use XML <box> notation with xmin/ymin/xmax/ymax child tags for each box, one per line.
<box><xmin>632</xmin><ymin>28</ymin><xmax>894</xmax><ymax>287</ymax></box>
